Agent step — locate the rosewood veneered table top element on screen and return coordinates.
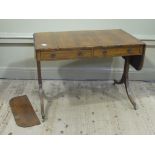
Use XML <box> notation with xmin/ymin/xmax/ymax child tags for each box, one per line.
<box><xmin>34</xmin><ymin>29</ymin><xmax>144</xmax><ymax>50</ymax></box>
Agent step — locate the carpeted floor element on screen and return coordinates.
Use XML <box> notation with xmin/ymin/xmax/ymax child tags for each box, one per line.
<box><xmin>0</xmin><ymin>79</ymin><xmax>155</xmax><ymax>135</ymax></box>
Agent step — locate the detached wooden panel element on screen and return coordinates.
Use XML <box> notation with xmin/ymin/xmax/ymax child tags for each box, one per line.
<box><xmin>9</xmin><ymin>95</ymin><xmax>40</xmax><ymax>127</ymax></box>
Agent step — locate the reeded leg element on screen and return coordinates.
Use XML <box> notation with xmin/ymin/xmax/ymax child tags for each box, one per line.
<box><xmin>37</xmin><ymin>60</ymin><xmax>45</xmax><ymax>121</ymax></box>
<box><xmin>114</xmin><ymin>57</ymin><xmax>137</xmax><ymax>110</ymax></box>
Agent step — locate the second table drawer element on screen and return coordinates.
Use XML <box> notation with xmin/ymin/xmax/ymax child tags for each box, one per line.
<box><xmin>94</xmin><ymin>46</ymin><xmax>142</xmax><ymax>57</ymax></box>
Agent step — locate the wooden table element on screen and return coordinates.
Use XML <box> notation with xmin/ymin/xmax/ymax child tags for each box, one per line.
<box><xmin>33</xmin><ymin>29</ymin><xmax>146</xmax><ymax>120</ymax></box>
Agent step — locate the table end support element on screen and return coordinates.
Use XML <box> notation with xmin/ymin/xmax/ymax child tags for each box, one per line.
<box><xmin>37</xmin><ymin>60</ymin><xmax>45</xmax><ymax>121</ymax></box>
<box><xmin>113</xmin><ymin>57</ymin><xmax>137</xmax><ymax>110</ymax></box>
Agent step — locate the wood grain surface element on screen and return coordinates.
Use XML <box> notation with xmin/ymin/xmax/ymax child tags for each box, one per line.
<box><xmin>9</xmin><ymin>95</ymin><xmax>40</xmax><ymax>127</ymax></box>
<box><xmin>34</xmin><ymin>29</ymin><xmax>144</xmax><ymax>51</ymax></box>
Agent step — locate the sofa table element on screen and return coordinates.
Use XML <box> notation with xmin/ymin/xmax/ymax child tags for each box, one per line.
<box><xmin>33</xmin><ymin>29</ymin><xmax>146</xmax><ymax>120</ymax></box>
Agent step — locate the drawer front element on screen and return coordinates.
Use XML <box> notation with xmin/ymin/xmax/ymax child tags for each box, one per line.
<box><xmin>94</xmin><ymin>46</ymin><xmax>142</xmax><ymax>57</ymax></box>
<box><xmin>40</xmin><ymin>49</ymin><xmax>92</xmax><ymax>60</ymax></box>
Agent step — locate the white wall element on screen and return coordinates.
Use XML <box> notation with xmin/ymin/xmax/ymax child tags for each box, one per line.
<box><xmin>0</xmin><ymin>19</ymin><xmax>155</xmax><ymax>80</ymax></box>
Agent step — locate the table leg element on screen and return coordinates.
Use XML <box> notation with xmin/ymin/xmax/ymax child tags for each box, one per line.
<box><xmin>114</xmin><ymin>57</ymin><xmax>137</xmax><ymax>110</ymax></box>
<box><xmin>36</xmin><ymin>60</ymin><xmax>45</xmax><ymax>120</ymax></box>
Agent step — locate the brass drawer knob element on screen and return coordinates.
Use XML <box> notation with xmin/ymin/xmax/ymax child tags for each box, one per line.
<box><xmin>102</xmin><ymin>48</ymin><xmax>107</xmax><ymax>54</ymax></box>
<box><xmin>127</xmin><ymin>48</ymin><xmax>132</xmax><ymax>54</ymax></box>
<box><xmin>51</xmin><ymin>53</ymin><xmax>56</xmax><ymax>58</ymax></box>
<box><xmin>78</xmin><ymin>51</ymin><xmax>83</xmax><ymax>57</ymax></box>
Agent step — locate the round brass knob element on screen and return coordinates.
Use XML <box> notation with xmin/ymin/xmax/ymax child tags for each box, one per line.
<box><xmin>127</xmin><ymin>48</ymin><xmax>132</xmax><ymax>54</ymax></box>
<box><xmin>78</xmin><ymin>51</ymin><xmax>82</xmax><ymax>57</ymax></box>
<box><xmin>51</xmin><ymin>53</ymin><xmax>56</xmax><ymax>58</ymax></box>
<box><xmin>102</xmin><ymin>48</ymin><xmax>107</xmax><ymax>55</ymax></box>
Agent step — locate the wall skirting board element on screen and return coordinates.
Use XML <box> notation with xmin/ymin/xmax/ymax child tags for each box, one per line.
<box><xmin>0</xmin><ymin>33</ymin><xmax>155</xmax><ymax>81</ymax></box>
<box><xmin>0</xmin><ymin>67</ymin><xmax>155</xmax><ymax>81</ymax></box>
<box><xmin>0</xmin><ymin>33</ymin><xmax>155</xmax><ymax>42</ymax></box>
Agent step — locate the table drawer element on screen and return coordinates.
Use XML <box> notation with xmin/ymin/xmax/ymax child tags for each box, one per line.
<box><xmin>40</xmin><ymin>49</ymin><xmax>92</xmax><ymax>60</ymax></box>
<box><xmin>94</xmin><ymin>46</ymin><xmax>142</xmax><ymax>57</ymax></box>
